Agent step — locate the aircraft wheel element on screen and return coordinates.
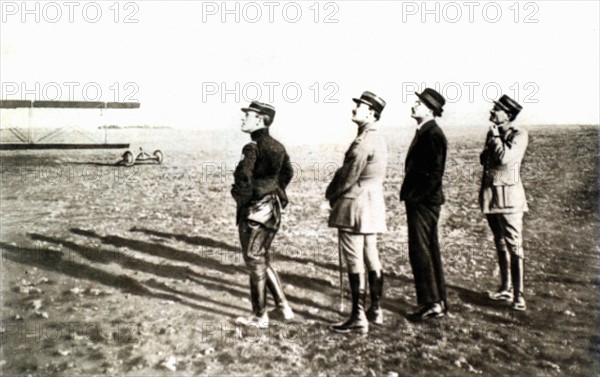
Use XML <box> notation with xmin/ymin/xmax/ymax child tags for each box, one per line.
<box><xmin>122</xmin><ymin>151</ymin><xmax>135</xmax><ymax>166</ymax></box>
<box><xmin>153</xmin><ymin>150</ymin><xmax>164</xmax><ymax>164</ymax></box>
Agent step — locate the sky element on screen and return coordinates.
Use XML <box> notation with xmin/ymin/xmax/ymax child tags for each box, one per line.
<box><xmin>1</xmin><ymin>0</ymin><xmax>599</xmax><ymax>143</ymax></box>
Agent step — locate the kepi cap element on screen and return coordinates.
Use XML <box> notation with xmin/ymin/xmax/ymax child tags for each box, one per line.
<box><xmin>352</xmin><ymin>91</ymin><xmax>386</xmax><ymax>117</ymax></box>
<box><xmin>241</xmin><ymin>101</ymin><xmax>276</xmax><ymax>122</ymax></box>
<box><xmin>493</xmin><ymin>95</ymin><xmax>522</xmax><ymax>121</ymax></box>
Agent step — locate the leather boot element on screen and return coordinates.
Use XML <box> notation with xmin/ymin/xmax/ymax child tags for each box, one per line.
<box><xmin>266</xmin><ymin>266</ymin><xmax>294</xmax><ymax>320</ymax></box>
<box><xmin>366</xmin><ymin>270</ymin><xmax>384</xmax><ymax>325</ymax></box>
<box><xmin>331</xmin><ymin>273</ymin><xmax>368</xmax><ymax>334</ymax></box>
<box><xmin>511</xmin><ymin>257</ymin><xmax>526</xmax><ymax>311</ymax></box>
<box><xmin>489</xmin><ymin>245</ymin><xmax>513</xmax><ymax>301</ymax></box>
<box><xmin>235</xmin><ymin>275</ymin><xmax>268</xmax><ymax>327</ymax></box>
<box><xmin>497</xmin><ymin>245</ymin><xmax>512</xmax><ymax>291</ymax></box>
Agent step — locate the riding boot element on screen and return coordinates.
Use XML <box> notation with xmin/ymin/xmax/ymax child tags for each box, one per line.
<box><xmin>497</xmin><ymin>245</ymin><xmax>512</xmax><ymax>292</ymax></box>
<box><xmin>266</xmin><ymin>266</ymin><xmax>294</xmax><ymax>320</ymax></box>
<box><xmin>489</xmin><ymin>245</ymin><xmax>514</xmax><ymax>301</ymax></box>
<box><xmin>244</xmin><ymin>275</ymin><xmax>268</xmax><ymax>327</ymax></box>
<box><xmin>511</xmin><ymin>257</ymin><xmax>526</xmax><ymax>311</ymax></box>
<box><xmin>331</xmin><ymin>273</ymin><xmax>368</xmax><ymax>334</ymax></box>
<box><xmin>366</xmin><ymin>270</ymin><xmax>384</xmax><ymax>325</ymax></box>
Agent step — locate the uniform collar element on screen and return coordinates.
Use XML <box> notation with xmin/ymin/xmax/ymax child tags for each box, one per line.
<box><xmin>250</xmin><ymin>127</ymin><xmax>269</xmax><ymax>141</ymax></box>
<box><xmin>358</xmin><ymin>122</ymin><xmax>377</xmax><ymax>136</ymax></box>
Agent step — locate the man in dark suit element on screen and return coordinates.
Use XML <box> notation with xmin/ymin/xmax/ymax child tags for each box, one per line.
<box><xmin>231</xmin><ymin>101</ymin><xmax>294</xmax><ymax>327</ymax></box>
<box><xmin>400</xmin><ymin>88</ymin><xmax>449</xmax><ymax>321</ymax></box>
<box><xmin>326</xmin><ymin>91</ymin><xmax>388</xmax><ymax>334</ymax></box>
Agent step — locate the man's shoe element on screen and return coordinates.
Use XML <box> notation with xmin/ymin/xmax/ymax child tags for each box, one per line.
<box><xmin>489</xmin><ymin>288</ymin><xmax>513</xmax><ymax>302</ymax></box>
<box><xmin>330</xmin><ymin>314</ymin><xmax>369</xmax><ymax>334</ymax></box>
<box><xmin>235</xmin><ymin>313</ymin><xmax>269</xmax><ymax>328</ymax></box>
<box><xmin>409</xmin><ymin>303</ymin><xmax>445</xmax><ymax>322</ymax></box>
<box><xmin>512</xmin><ymin>294</ymin><xmax>526</xmax><ymax>311</ymax></box>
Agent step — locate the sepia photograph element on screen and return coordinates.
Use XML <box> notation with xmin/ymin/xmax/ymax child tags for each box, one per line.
<box><xmin>1</xmin><ymin>1</ymin><xmax>598</xmax><ymax>376</ymax></box>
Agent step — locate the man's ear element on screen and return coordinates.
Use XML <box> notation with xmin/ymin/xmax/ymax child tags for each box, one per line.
<box><xmin>368</xmin><ymin>108</ymin><xmax>376</xmax><ymax>120</ymax></box>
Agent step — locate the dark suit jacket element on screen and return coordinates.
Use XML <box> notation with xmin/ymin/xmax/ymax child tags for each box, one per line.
<box><xmin>400</xmin><ymin>120</ymin><xmax>447</xmax><ymax>205</ymax></box>
<box><xmin>231</xmin><ymin>128</ymin><xmax>293</xmax><ymax>224</ymax></box>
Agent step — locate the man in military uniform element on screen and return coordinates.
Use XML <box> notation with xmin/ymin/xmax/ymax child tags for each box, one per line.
<box><xmin>479</xmin><ymin>94</ymin><xmax>528</xmax><ymax>311</ymax></box>
<box><xmin>326</xmin><ymin>91</ymin><xmax>388</xmax><ymax>334</ymax></box>
<box><xmin>231</xmin><ymin>101</ymin><xmax>295</xmax><ymax>327</ymax></box>
<box><xmin>400</xmin><ymin>88</ymin><xmax>449</xmax><ymax>321</ymax></box>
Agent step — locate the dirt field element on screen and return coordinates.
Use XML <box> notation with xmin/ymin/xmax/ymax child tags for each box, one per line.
<box><xmin>1</xmin><ymin>124</ymin><xmax>598</xmax><ymax>376</ymax></box>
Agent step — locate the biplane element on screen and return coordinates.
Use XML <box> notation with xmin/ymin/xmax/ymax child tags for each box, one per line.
<box><xmin>0</xmin><ymin>100</ymin><xmax>163</xmax><ymax>165</ymax></box>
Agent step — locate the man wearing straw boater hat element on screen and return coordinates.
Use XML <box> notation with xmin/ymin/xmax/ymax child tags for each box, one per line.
<box><xmin>479</xmin><ymin>94</ymin><xmax>528</xmax><ymax>311</ymax></box>
<box><xmin>400</xmin><ymin>88</ymin><xmax>449</xmax><ymax>321</ymax></box>
<box><xmin>326</xmin><ymin>91</ymin><xmax>388</xmax><ymax>334</ymax></box>
<box><xmin>231</xmin><ymin>101</ymin><xmax>295</xmax><ymax>327</ymax></box>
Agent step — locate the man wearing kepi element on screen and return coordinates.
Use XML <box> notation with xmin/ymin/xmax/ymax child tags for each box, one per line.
<box><xmin>479</xmin><ymin>95</ymin><xmax>528</xmax><ymax>311</ymax></box>
<box><xmin>400</xmin><ymin>88</ymin><xmax>449</xmax><ymax>321</ymax></box>
<box><xmin>326</xmin><ymin>91</ymin><xmax>388</xmax><ymax>334</ymax></box>
<box><xmin>231</xmin><ymin>101</ymin><xmax>295</xmax><ymax>327</ymax></box>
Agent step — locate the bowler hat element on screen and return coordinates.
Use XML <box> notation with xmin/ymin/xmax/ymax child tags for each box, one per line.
<box><xmin>352</xmin><ymin>91</ymin><xmax>386</xmax><ymax>117</ymax></box>
<box><xmin>494</xmin><ymin>95</ymin><xmax>522</xmax><ymax>121</ymax></box>
<box><xmin>241</xmin><ymin>101</ymin><xmax>276</xmax><ymax>122</ymax></box>
<box><xmin>415</xmin><ymin>88</ymin><xmax>445</xmax><ymax>117</ymax></box>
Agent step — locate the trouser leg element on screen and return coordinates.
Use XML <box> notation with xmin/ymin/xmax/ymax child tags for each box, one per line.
<box><xmin>486</xmin><ymin>214</ymin><xmax>512</xmax><ymax>291</ymax></box>
<box><xmin>239</xmin><ymin>220</ymin><xmax>272</xmax><ymax>316</ymax></box>
<box><xmin>429</xmin><ymin>207</ymin><xmax>448</xmax><ymax>311</ymax></box>
<box><xmin>503</xmin><ymin>213</ymin><xmax>525</xmax><ymax>301</ymax></box>
<box><xmin>406</xmin><ymin>203</ymin><xmax>444</xmax><ymax>307</ymax></box>
<box><xmin>339</xmin><ymin>230</ymin><xmax>365</xmax><ymax>274</ymax></box>
<box><xmin>266</xmin><ymin>266</ymin><xmax>288</xmax><ymax>308</ymax></box>
<box><xmin>364</xmin><ymin>234</ymin><xmax>381</xmax><ymax>272</ymax></box>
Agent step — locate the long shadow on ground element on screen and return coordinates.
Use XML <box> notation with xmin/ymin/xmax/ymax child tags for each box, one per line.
<box><xmin>69</xmin><ymin>228</ymin><xmax>338</xmax><ymax>322</ymax></box>
<box><xmin>130</xmin><ymin>226</ymin><xmax>343</xmax><ymax>274</ymax></box>
<box><xmin>1</xmin><ymin>241</ymin><xmax>237</xmax><ymax>318</ymax></box>
<box><xmin>28</xmin><ymin>233</ymin><xmax>248</xmax><ymax>314</ymax></box>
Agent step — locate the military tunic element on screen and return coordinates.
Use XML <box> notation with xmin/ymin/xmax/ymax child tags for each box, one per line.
<box><xmin>479</xmin><ymin>125</ymin><xmax>529</xmax><ymax>259</ymax></box>
<box><xmin>231</xmin><ymin>127</ymin><xmax>293</xmax><ymax>280</ymax></box>
<box><xmin>326</xmin><ymin>123</ymin><xmax>388</xmax><ymax>274</ymax></box>
<box><xmin>326</xmin><ymin>124</ymin><xmax>388</xmax><ymax>234</ymax></box>
<box><xmin>479</xmin><ymin>126</ymin><xmax>529</xmax><ymax>214</ymax></box>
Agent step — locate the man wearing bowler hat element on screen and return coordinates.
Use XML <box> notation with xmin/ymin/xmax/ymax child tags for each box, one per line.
<box><xmin>400</xmin><ymin>88</ymin><xmax>449</xmax><ymax>321</ymax></box>
<box><xmin>231</xmin><ymin>101</ymin><xmax>295</xmax><ymax>327</ymax></box>
<box><xmin>326</xmin><ymin>91</ymin><xmax>388</xmax><ymax>334</ymax></box>
<box><xmin>479</xmin><ymin>94</ymin><xmax>528</xmax><ymax>311</ymax></box>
